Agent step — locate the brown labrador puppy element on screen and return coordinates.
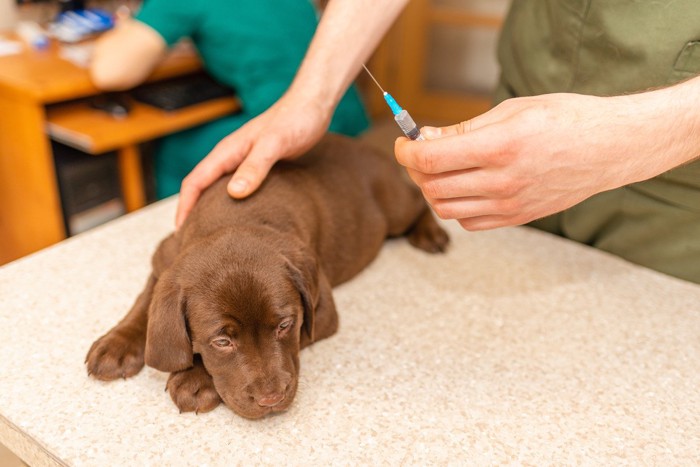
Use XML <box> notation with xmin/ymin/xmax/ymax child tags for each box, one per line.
<box><xmin>86</xmin><ymin>133</ymin><xmax>448</xmax><ymax>419</ymax></box>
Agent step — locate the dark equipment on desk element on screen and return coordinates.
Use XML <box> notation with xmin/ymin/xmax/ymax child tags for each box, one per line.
<box><xmin>89</xmin><ymin>93</ymin><xmax>131</xmax><ymax>119</ymax></box>
<box><xmin>53</xmin><ymin>141</ymin><xmax>125</xmax><ymax>236</ymax></box>
<box><xmin>57</xmin><ymin>0</ymin><xmax>85</xmax><ymax>12</ymax></box>
<box><xmin>16</xmin><ymin>0</ymin><xmax>85</xmax><ymax>11</ymax></box>
<box><xmin>131</xmin><ymin>72</ymin><xmax>236</xmax><ymax>111</ymax></box>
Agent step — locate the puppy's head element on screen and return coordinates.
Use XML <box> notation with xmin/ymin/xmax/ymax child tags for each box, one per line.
<box><xmin>144</xmin><ymin>233</ymin><xmax>335</xmax><ymax>419</ymax></box>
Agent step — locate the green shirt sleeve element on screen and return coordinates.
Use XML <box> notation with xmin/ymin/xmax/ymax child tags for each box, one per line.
<box><xmin>134</xmin><ymin>0</ymin><xmax>204</xmax><ymax>47</ymax></box>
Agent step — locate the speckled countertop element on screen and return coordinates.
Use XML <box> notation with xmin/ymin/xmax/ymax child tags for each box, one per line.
<box><xmin>1</xmin><ymin>198</ymin><xmax>699</xmax><ymax>466</ymax></box>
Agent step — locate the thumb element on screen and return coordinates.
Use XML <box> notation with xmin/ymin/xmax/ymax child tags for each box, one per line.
<box><xmin>421</xmin><ymin>121</ymin><xmax>473</xmax><ymax>139</ymax></box>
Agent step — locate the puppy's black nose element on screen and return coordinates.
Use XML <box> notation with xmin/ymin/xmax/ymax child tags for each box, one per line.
<box><xmin>256</xmin><ymin>392</ymin><xmax>285</xmax><ymax>407</ymax></box>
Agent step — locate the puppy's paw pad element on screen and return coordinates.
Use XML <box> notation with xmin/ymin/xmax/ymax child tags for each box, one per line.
<box><xmin>85</xmin><ymin>330</ymin><xmax>145</xmax><ymax>381</ymax></box>
<box><xmin>408</xmin><ymin>212</ymin><xmax>450</xmax><ymax>254</ymax></box>
<box><xmin>167</xmin><ymin>366</ymin><xmax>221</xmax><ymax>414</ymax></box>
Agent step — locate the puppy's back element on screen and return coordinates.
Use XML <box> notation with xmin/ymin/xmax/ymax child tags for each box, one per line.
<box><xmin>180</xmin><ymin>134</ymin><xmax>424</xmax><ymax>283</ymax></box>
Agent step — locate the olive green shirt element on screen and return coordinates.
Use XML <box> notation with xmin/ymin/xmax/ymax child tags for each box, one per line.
<box><xmin>497</xmin><ymin>0</ymin><xmax>700</xmax><ymax>97</ymax></box>
<box><xmin>495</xmin><ymin>1</ymin><xmax>700</xmax><ymax>282</ymax></box>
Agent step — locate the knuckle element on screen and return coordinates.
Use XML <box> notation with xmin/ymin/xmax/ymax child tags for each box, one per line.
<box><xmin>495</xmin><ymin>196</ymin><xmax>523</xmax><ymax>216</ymax></box>
<box><xmin>497</xmin><ymin>134</ymin><xmax>520</xmax><ymax>163</ymax></box>
<box><xmin>485</xmin><ymin>176</ymin><xmax>508</xmax><ymax>198</ymax></box>
<box><xmin>266</xmin><ymin>132</ymin><xmax>284</xmax><ymax>149</ymax></box>
<box><xmin>396</xmin><ymin>140</ymin><xmax>432</xmax><ymax>172</ymax></box>
<box><xmin>458</xmin><ymin>121</ymin><xmax>470</xmax><ymax>134</ymax></box>
<box><xmin>421</xmin><ymin>178</ymin><xmax>443</xmax><ymax>200</ymax></box>
<box><xmin>180</xmin><ymin>176</ymin><xmax>197</xmax><ymax>194</ymax></box>
<box><xmin>261</xmin><ymin>137</ymin><xmax>286</xmax><ymax>162</ymax></box>
<box><xmin>496</xmin><ymin>175</ymin><xmax>523</xmax><ymax>199</ymax></box>
<box><xmin>181</xmin><ymin>169</ymin><xmax>198</xmax><ymax>184</ymax></box>
<box><xmin>500</xmin><ymin>97</ymin><xmax>518</xmax><ymax>109</ymax></box>
<box><xmin>422</xmin><ymin>148</ymin><xmax>438</xmax><ymax>174</ymax></box>
<box><xmin>487</xmin><ymin>170</ymin><xmax>526</xmax><ymax>199</ymax></box>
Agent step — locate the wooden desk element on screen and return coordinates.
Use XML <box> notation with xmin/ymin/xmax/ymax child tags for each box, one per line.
<box><xmin>0</xmin><ymin>38</ymin><xmax>240</xmax><ymax>265</ymax></box>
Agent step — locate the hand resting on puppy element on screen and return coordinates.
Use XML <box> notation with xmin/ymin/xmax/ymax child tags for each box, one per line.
<box><xmin>86</xmin><ymin>133</ymin><xmax>449</xmax><ymax>419</ymax></box>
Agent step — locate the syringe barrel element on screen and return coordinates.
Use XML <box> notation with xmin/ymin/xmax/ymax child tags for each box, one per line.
<box><xmin>394</xmin><ymin>109</ymin><xmax>424</xmax><ymax>141</ymax></box>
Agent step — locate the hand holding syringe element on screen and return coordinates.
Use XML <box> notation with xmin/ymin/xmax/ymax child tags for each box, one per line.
<box><xmin>363</xmin><ymin>65</ymin><xmax>425</xmax><ymax>141</ymax></box>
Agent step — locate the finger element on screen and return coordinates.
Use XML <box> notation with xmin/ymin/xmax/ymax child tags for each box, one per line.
<box><xmin>421</xmin><ymin>100</ymin><xmax>523</xmax><ymax>140</ymax></box>
<box><xmin>175</xmin><ymin>183</ymin><xmax>196</xmax><ymax>229</ymax></box>
<box><xmin>457</xmin><ymin>215</ymin><xmax>515</xmax><ymax>231</ymax></box>
<box><xmin>396</xmin><ymin>126</ymin><xmax>507</xmax><ymax>174</ymax></box>
<box><xmin>406</xmin><ymin>166</ymin><xmax>523</xmax><ymax>202</ymax></box>
<box><xmin>227</xmin><ymin>136</ymin><xmax>283</xmax><ymax>198</ymax></box>
<box><xmin>428</xmin><ymin>195</ymin><xmax>502</xmax><ymax>221</ymax></box>
<box><xmin>406</xmin><ymin>167</ymin><xmax>488</xmax><ymax>200</ymax></box>
<box><xmin>421</xmin><ymin>112</ymin><xmax>498</xmax><ymax>140</ymax></box>
<box><xmin>428</xmin><ymin>197</ymin><xmax>531</xmax><ymax>229</ymax></box>
<box><xmin>204</xmin><ymin>126</ymin><xmax>257</xmax><ymax>174</ymax></box>
<box><xmin>395</xmin><ymin>136</ymin><xmax>476</xmax><ymax>175</ymax></box>
<box><xmin>421</xmin><ymin>121</ymin><xmax>471</xmax><ymax>139</ymax></box>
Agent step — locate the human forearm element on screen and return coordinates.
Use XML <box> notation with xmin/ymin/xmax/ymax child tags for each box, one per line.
<box><xmin>90</xmin><ymin>19</ymin><xmax>166</xmax><ymax>90</ymax></box>
<box><xmin>288</xmin><ymin>0</ymin><xmax>408</xmax><ymax>116</ymax></box>
<box><xmin>570</xmin><ymin>74</ymin><xmax>700</xmax><ymax>192</ymax></box>
<box><xmin>622</xmin><ymin>74</ymin><xmax>700</xmax><ymax>182</ymax></box>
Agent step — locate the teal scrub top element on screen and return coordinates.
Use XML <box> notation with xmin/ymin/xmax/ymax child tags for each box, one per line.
<box><xmin>135</xmin><ymin>0</ymin><xmax>369</xmax><ymax>198</ymax></box>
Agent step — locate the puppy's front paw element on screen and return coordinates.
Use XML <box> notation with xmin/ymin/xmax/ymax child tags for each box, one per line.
<box><xmin>166</xmin><ymin>357</ymin><xmax>221</xmax><ymax>414</ymax></box>
<box><xmin>408</xmin><ymin>210</ymin><xmax>450</xmax><ymax>253</ymax></box>
<box><xmin>86</xmin><ymin>328</ymin><xmax>145</xmax><ymax>381</ymax></box>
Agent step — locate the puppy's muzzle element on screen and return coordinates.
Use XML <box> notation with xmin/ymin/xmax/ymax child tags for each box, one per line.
<box><xmin>243</xmin><ymin>372</ymin><xmax>293</xmax><ymax>409</ymax></box>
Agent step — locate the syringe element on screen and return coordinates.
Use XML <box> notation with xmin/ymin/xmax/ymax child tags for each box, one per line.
<box><xmin>362</xmin><ymin>65</ymin><xmax>424</xmax><ymax>141</ymax></box>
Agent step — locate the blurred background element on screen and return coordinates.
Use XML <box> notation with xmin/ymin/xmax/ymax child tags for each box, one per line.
<box><xmin>0</xmin><ymin>0</ymin><xmax>510</xmax><ymax>267</ymax></box>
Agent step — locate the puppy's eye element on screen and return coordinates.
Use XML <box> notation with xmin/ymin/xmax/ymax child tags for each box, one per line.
<box><xmin>211</xmin><ymin>337</ymin><xmax>232</xmax><ymax>348</ymax></box>
<box><xmin>277</xmin><ymin>319</ymin><xmax>293</xmax><ymax>337</ymax></box>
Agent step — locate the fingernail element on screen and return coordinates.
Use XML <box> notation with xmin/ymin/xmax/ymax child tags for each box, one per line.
<box><xmin>229</xmin><ymin>179</ymin><xmax>248</xmax><ymax>195</ymax></box>
<box><xmin>421</xmin><ymin>126</ymin><xmax>439</xmax><ymax>139</ymax></box>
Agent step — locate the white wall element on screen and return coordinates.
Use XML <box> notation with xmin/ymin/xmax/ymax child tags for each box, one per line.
<box><xmin>426</xmin><ymin>0</ymin><xmax>511</xmax><ymax>95</ymax></box>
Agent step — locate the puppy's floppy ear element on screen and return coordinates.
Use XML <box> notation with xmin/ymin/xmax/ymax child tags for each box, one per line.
<box><xmin>144</xmin><ymin>269</ymin><xmax>193</xmax><ymax>372</ymax></box>
<box><xmin>285</xmin><ymin>248</ymin><xmax>338</xmax><ymax>348</ymax></box>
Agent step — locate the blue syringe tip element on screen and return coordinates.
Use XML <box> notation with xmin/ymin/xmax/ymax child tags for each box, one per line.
<box><xmin>383</xmin><ymin>92</ymin><xmax>403</xmax><ymax>115</ymax></box>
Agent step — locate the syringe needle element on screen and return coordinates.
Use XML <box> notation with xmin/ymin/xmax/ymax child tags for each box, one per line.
<box><xmin>362</xmin><ymin>64</ymin><xmax>385</xmax><ymax>94</ymax></box>
<box><xmin>362</xmin><ymin>64</ymin><xmax>424</xmax><ymax>141</ymax></box>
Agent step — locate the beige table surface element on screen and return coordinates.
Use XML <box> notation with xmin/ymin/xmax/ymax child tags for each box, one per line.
<box><xmin>1</xmin><ymin>198</ymin><xmax>699</xmax><ymax>466</ymax></box>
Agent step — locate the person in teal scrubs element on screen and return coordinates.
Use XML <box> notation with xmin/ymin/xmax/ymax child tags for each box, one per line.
<box><xmin>90</xmin><ymin>0</ymin><xmax>369</xmax><ymax>198</ymax></box>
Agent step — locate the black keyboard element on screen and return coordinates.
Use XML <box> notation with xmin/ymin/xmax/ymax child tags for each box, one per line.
<box><xmin>132</xmin><ymin>73</ymin><xmax>236</xmax><ymax>111</ymax></box>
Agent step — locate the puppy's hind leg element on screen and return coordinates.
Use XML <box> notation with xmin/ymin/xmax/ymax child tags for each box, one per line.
<box><xmin>375</xmin><ymin>175</ymin><xmax>449</xmax><ymax>253</ymax></box>
<box><xmin>85</xmin><ymin>274</ymin><xmax>155</xmax><ymax>380</ymax></box>
<box><xmin>406</xmin><ymin>207</ymin><xmax>449</xmax><ymax>254</ymax></box>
